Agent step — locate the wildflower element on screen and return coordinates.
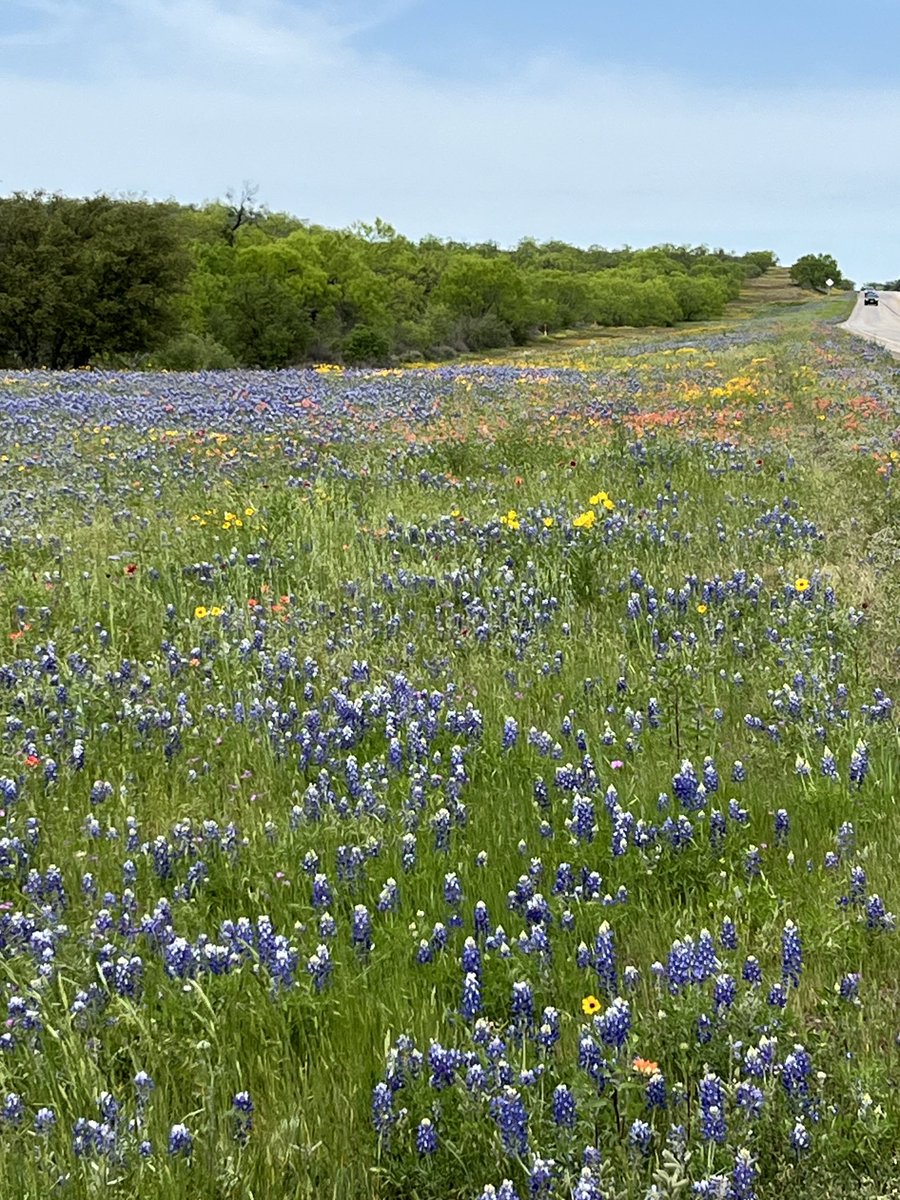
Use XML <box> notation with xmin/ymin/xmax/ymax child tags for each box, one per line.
<box><xmin>794</xmin><ymin>577</ymin><xmax>810</xmax><ymax>592</ymax></box>
<box><xmin>628</xmin><ymin>1118</ymin><xmax>652</xmax><ymax>1156</ymax></box>
<box><xmin>698</xmin><ymin>1073</ymin><xmax>727</xmax><ymax>1145</ymax></box>
<box><xmin>542</xmin><ymin>516</ymin><xmax>554</xmax><ymax>528</ymax></box>
<box><xmin>500</xmin><ymin>510</ymin><xmax>520</xmax><ymax>531</ymax></box>
<box><xmin>789</xmin><ymin>1119</ymin><xmax>811</xmax><ymax>1155</ymax></box>
<box><xmin>781</xmin><ymin>921</ymin><xmax>803</xmax><ymax>987</ymax></box>
<box><xmin>645</xmin><ymin>1071</ymin><xmax>667</xmax><ymax>1109</ymax></box>
<box><xmin>731</xmin><ymin>1148</ymin><xmax>758</xmax><ymax>1200</ymax></box>
<box><xmin>193</xmin><ymin>605</ymin><xmax>208</xmax><ymax>619</ymax></box>
<box><xmin>697</xmin><ymin>603</ymin><xmax>708</xmax><ymax>614</ymax></box>
<box><xmin>632</xmin><ymin>1056</ymin><xmax>659</xmax><ymax>1076</ymax></box>
<box><xmin>416</xmin><ymin>1117</ymin><xmax>438</xmax><ymax>1155</ymax></box>
<box><xmin>232</xmin><ymin>1091</ymin><xmax>253</xmax><ymax>1142</ymax></box>
<box><xmin>167</xmin><ymin>1123</ymin><xmax>192</xmax><ymax>1157</ymax></box>
<box><xmin>581</xmin><ymin>995</ymin><xmax>601</xmax><ymax>1017</ymax></box>
<box><xmin>572</xmin><ymin>510</ymin><xmax>596</xmax><ymax>530</ymax></box>
<box><xmin>551</xmin><ymin>1083</ymin><xmax>576</xmax><ymax>1128</ymax></box>
<box><xmin>528</xmin><ymin>1158</ymin><xmax>555</xmax><ymax>1199</ymax></box>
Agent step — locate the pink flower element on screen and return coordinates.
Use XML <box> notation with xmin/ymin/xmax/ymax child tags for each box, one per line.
<box><xmin>610</xmin><ymin>760</ymin><xmax>624</xmax><ymax>770</ymax></box>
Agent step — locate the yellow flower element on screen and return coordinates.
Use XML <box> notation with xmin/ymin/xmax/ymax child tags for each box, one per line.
<box><xmin>209</xmin><ymin>606</ymin><xmax>224</xmax><ymax>617</ymax></box>
<box><xmin>244</xmin><ymin>506</ymin><xmax>255</xmax><ymax>517</ymax></box>
<box><xmin>602</xmin><ymin>497</ymin><xmax>615</xmax><ymax>511</ymax></box>
<box><xmin>500</xmin><ymin>509</ymin><xmax>520</xmax><ymax>530</ymax></box>
<box><xmin>572</xmin><ymin>510</ymin><xmax>596</xmax><ymax>530</ymax></box>
<box><xmin>450</xmin><ymin>508</ymin><xmax>461</xmax><ymax>518</ymax></box>
<box><xmin>543</xmin><ymin>516</ymin><xmax>554</xmax><ymax>528</ymax></box>
<box><xmin>588</xmin><ymin>491</ymin><xmax>608</xmax><ymax>506</ymax></box>
<box><xmin>696</xmin><ymin>603</ymin><xmax>708</xmax><ymax>615</ymax></box>
<box><xmin>581</xmin><ymin>995</ymin><xmax>601</xmax><ymax>1016</ymax></box>
<box><xmin>794</xmin><ymin>577</ymin><xmax>810</xmax><ymax>592</ymax></box>
<box><xmin>194</xmin><ymin>605</ymin><xmax>208</xmax><ymax>619</ymax></box>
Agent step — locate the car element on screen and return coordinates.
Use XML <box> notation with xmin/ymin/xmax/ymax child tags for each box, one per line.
<box><xmin>864</xmin><ymin>290</ymin><xmax>879</xmax><ymax>305</ymax></box>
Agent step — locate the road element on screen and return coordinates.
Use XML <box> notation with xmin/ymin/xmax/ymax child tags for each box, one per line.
<box><xmin>839</xmin><ymin>290</ymin><xmax>900</xmax><ymax>354</ymax></box>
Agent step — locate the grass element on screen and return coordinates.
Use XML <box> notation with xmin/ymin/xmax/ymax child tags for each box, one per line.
<box><xmin>0</xmin><ymin>294</ymin><xmax>897</xmax><ymax>1199</ymax></box>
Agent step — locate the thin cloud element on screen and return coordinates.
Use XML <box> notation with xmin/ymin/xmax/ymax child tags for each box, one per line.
<box><xmin>1</xmin><ymin>0</ymin><xmax>897</xmax><ymax>280</ymax></box>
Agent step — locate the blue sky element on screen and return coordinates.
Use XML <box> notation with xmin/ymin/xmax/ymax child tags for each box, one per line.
<box><xmin>2</xmin><ymin>0</ymin><xmax>898</xmax><ymax>282</ymax></box>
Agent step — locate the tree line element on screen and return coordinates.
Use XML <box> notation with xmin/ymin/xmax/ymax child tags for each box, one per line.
<box><xmin>0</xmin><ymin>190</ymin><xmax>783</xmax><ymax>369</ymax></box>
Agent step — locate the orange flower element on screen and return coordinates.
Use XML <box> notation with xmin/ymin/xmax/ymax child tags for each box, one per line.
<box><xmin>632</xmin><ymin>1057</ymin><xmax>659</xmax><ymax>1076</ymax></box>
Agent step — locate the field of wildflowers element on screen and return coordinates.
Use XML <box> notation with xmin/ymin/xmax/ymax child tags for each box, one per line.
<box><xmin>0</xmin><ymin>300</ymin><xmax>898</xmax><ymax>1199</ymax></box>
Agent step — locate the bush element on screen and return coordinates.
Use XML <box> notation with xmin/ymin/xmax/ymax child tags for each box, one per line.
<box><xmin>342</xmin><ymin>326</ymin><xmax>392</xmax><ymax>366</ymax></box>
<box><xmin>154</xmin><ymin>332</ymin><xmax>237</xmax><ymax>370</ymax></box>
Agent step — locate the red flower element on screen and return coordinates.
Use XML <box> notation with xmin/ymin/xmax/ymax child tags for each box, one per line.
<box><xmin>124</xmin><ymin>563</ymin><xmax>138</xmax><ymax>576</ymax></box>
<box><xmin>24</xmin><ymin>754</ymin><xmax>40</xmax><ymax>768</ymax></box>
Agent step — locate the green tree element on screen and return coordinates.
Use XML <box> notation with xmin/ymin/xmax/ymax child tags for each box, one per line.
<box><xmin>433</xmin><ymin>255</ymin><xmax>533</xmax><ymax>344</ymax></box>
<box><xmin>0</xmin><ymin>192</ymin><xmax>189</xmax><ymax>367</ymax></box>
<box><xmin>789</xmin><ymin>253</ymin><xmax>842</xmax><ymax>290</ymax></box>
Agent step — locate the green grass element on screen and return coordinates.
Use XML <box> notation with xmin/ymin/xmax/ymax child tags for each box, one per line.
<box><xmin>0</xmin><ymin>298</ymin><xmax>897</xmax><ymax>1199</ymax></box>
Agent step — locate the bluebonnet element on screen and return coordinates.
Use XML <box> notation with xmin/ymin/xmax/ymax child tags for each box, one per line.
<box><xmin>735</xmin><ymin>1082</ymin><xmax>764</xmax><ymax>1119</ymax></box>
<box><xmin>672</xmin><ymin>759</ymin><xmax>701</xmax><ymax>810</ymax></box>
<box><xmin>646</xmin><ymin>1071</ymin><xmax>667</xmax><ymax>1110</ymax></box>
<box><xmin>781</xmin><ymin>920</ymin><xmax>803</xmax><ymax>986</ymax></box>
<box><xmin>694</xmin><ymin>929</ymin><xmax>719</xmax><ymax>982</ymax></box>
<box><xmin>782</xmin><ymin>1045</ymin><xmax>811</xmax><ymax>1101</ymax></box>
<box><xmin>720</xmin><ymin>916</ymin><xmax>737</xmax><ymax>951</ymax></box>
<box><xmin>848</xmin><ymin>739</ymin><xmax>869</xmax><ymax>786</ymax></box>
<box><xmin>510</xmin><ymin>980</ymin><xmax>534</xmax><ymax>1031</ymax></box>
<box><xmin>502</xmin><ymin>717</ymin><xmax>519</xmax><ymax>750</ymax></box>
<box><xmin>460</xmin><ymin>972</ymin><xmax>482</xmax><ymax>1020</ymax></box>
<box><xmin>713</xmin><ymin>974</ymin><xmax>737</xmax><ymax>1011</ymax></box>
<box><xmin>167</xmin><ymin>1123</ymin><xmax>192</xmax><ymax>1157</ymax></box>
<box><xmin>306</xmin><ymin>943</ymin><xmax>333</xmax><ymax>990</ymax></box>
<box><xmin>593</xmin><ymin>921</ymin><xmax>617</xmax><ymax>995</ymax></box>
<box><xmin>572</xmin><ymin>1168</ymin><xmax>604</xmax><ymax>1200</ymax></box>
<box><xmin>744</xmin><ymin>846</ymin><xmax>761</xmax><ymax>878</ymax></box>
<box><xmin>767</xmin><ymin>982</ymin><xmax>788</xmax><ymax>1009</ymax></box>
<box><xmin>698</xmin><ymin>1072</ymin><xmax>726</xmax><ymax>1143</ymax></box>
<box><xmin>489</xmin><ymin>1087</ymin><xmax>529</xmax><ymax>1155</ymax></box>
<box><xmin>774</xmin><ymin>809</ymin><xmax>790</xmax><ymax>845</ymax></box>
<box><xmin>790</xmin><ymin>1119</ymin><xmax>811</xmax><ymax>1155</ymax></box>
<box><xmin>443</xmin><ymin>871</ymin><xmax>462</xmax><ymax>906</ymax></box>
<box><xmin>731</xmin><ymin>1149</ymin><xmax>758</xmax><ymax>1200</ymax></box>
<box><xmin>551</xmin><ymin>1083</ymin><xmax>577</xmax><ymax>1128</ymax></box>
<box><xmin>415</xmin><ymin>1117</ymin><xmax>438</xmax><ymax>1155</ymax></box>
<box><xmin>596</xmin><ymin>997</ymin><xmax>630</xmax><ymax>1049</ymax></box>
<box><xmin>838</xmin><ymin>972</ymin><xmax>861</xmax><ymax>1001</ymax></box>
<box><xmin>34</xmin><ymin>1107</ymin><xmax>56</xmax><ymax>1133</ymax></box>
<box><xmin>696</xmin><ymin>1013</ymin><xmax>713</xmax><ymax>1044</ymax></box>
<box><xmin>865</xmin><ymin>894</ymin><xmax>896</xmax><ymax>930</ymax></box>
<box><xmin>568</xmin><ymin>794</ymin><xmax>595</xmax><ymax>844</ymax></box>
<box><xmin>371</xmin><ymin>1081</ymin><xmax>395</xmax><ymax>1140</ymax></box>
<box><xmin>232</xmin><ymin>1091</ymin><xmax>253</xmax><ymax>1142</ymax></box>
<box><xmin>527</xmin><ymin>1157</ymin><xmax>555</xmax><ymax>1199</ymax></box>
<box><xmin>820</xmin><ymin>748</ymin><xmax>838</xmax><ymax>780</ymax></box>
<box><xmin>628</xmin><ymin>1118</ymin><xmax>652</xmax><ymax>1156</ymax></box>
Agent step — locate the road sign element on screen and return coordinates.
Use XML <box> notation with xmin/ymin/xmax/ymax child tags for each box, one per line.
<box><xmin>825</xmin><ymin>278</ymin><xmax>834</xmax><ymax>288</ymax></box>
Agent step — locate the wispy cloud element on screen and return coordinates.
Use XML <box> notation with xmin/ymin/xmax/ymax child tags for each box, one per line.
<box><xmin>1</xmin><ymin>0</ymin><xmax>898</xmax><ymax>280</ymax></box>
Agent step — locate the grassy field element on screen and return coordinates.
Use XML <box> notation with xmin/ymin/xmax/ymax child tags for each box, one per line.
<box><xmin>0</xmin><ymin>285</ymin><xmax>898</xmax><ymax>1199</ymax></box>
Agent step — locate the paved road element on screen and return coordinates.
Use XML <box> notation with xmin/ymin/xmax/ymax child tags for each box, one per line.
<box><xmin>840</xmin><ymin>290</ymin><xmax>900</xmax><ymax>354</ymax></box>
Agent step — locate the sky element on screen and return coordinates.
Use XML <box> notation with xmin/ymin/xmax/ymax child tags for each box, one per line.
<box><xmin>2</xmin><ymin>0</ymin><xmax>899</xmax><ymax>283</ymax></box>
